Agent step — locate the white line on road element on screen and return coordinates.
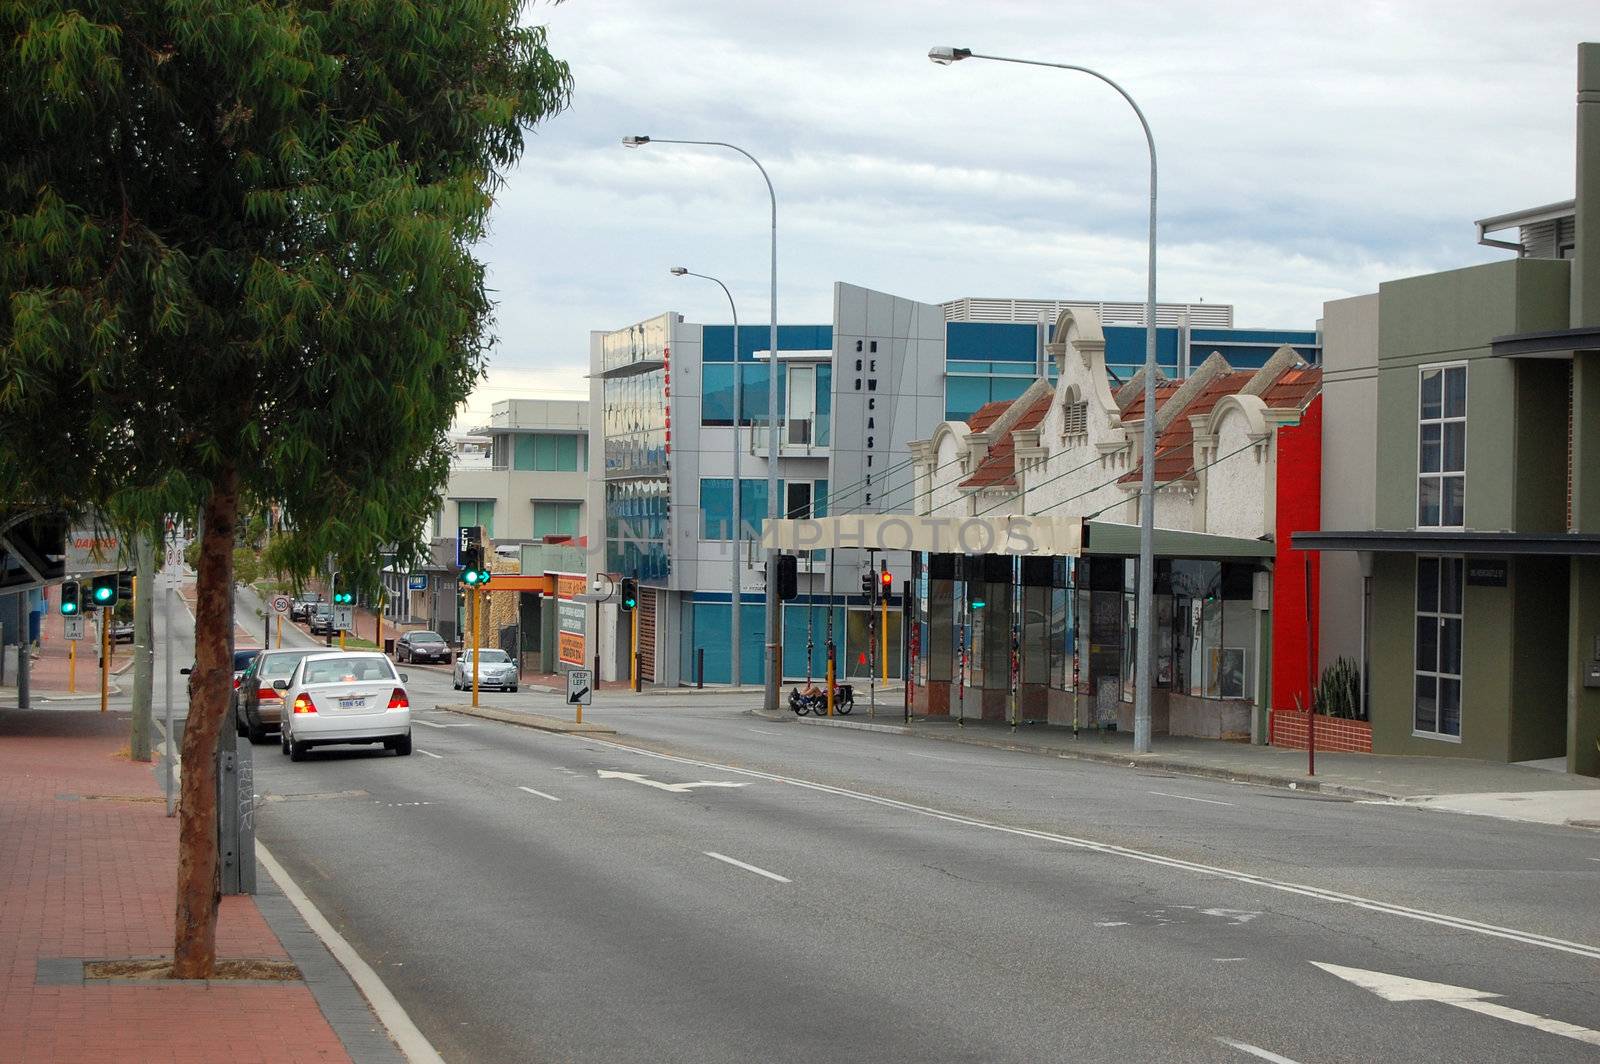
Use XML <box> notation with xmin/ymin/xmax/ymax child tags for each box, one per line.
<box><xmin>416</xmin><ymin>749</ymin><xmax>443</xmax><ymax>759</ymax></box>
<box><xmin>1215</xmin><ymin>1037</ymin><xmax>1306</xmax><ymax>1064</ymax></box>
<box><xmin>517</xmin><ymin>785</ymin><xmax>561</xmax><ymax>802</ymax></box>
<box><xmin>561</xmin><ymin>733</ymin><xmax>1600</xmax><ymax>962</ymax></box>
<box><xmin>414</xmin><ymin>720</ymin><xmax>472</xmax><ymax>729</ymax></box>
<box><xmin>703</xmin><ymin>851</ymin><xmax>790</xmax><ymax>883</ymax></box>
<box><xmin>1149</xmin><ymin>790</ymin><xmax>1235</xmax><ymax>807</ymax></box>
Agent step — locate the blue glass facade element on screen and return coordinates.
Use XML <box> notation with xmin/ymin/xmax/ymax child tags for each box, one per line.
<box><xmin>679</xmin><ymin>594</ymin><xmax>900</xmax><ymax>685</ymax></box>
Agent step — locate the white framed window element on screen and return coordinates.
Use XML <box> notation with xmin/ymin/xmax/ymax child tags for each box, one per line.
<box><xmin>1417</xmin><ymin>363</ymin><xmax>1466</xmax><ymax>528</ymax></box>
<box><xmin>1413</xmin><ymin>555</ymin><xmax>1463</xmax><ymax>741</ymax></box>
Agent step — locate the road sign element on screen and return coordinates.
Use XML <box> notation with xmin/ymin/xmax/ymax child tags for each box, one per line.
<box><xmin>269</xmin><ymin>593</ymin><xmax>292</xmax><ymax>615</ymax></box>
<box><xmin>63</xmin><ymin>616</ymin><xmax>85</xmax><ymax>641</ymax></box>
<box><xmin>566</xmin><ymin>668</ymin><xmax>593</xmax><ymax>705</ymax></box>
<box><xmin>407</xmin><ymin>573</ymin><xmax>428</xmax><ymax>591</ymax></box>
<box><xmin>334</xmin><ymin>604</ymin><xmax>354</xmax><ymax>632</ymax></box>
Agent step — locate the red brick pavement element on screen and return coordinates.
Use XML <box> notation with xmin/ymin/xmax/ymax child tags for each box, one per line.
<box><xmin>0</xmin><ymin>710</ymin><xmax>351</xmax><ymax>1063</ymax></box>
<box><xmin>8</xmin><ymin>606</ymin><xmax>130</xmax><ymax>698</ymax></box>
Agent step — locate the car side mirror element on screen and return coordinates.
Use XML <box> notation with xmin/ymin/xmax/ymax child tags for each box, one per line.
<box><xmin>399</xmin><ymin>672</ymin><xmax>409</xmax><ymax>683</ymax></box>
<box><xmin>273</xmin><ymin>679</ymin><xmax>289</xmax><ymax>691</ymax></box>
<box><xmin>180</xmin><ymin>667</ymin><xmax>192</xmax><ymax>676</ymax></box>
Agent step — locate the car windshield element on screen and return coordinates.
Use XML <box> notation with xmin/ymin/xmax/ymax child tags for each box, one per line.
<box><xmin>259</xmin><ymin>652</ymin><xmax>311</xmax><ymax>680</ymax></box>
<box><xmin>467</xmin><ymin>650</ymin><xmax>510</xmax><ymax>664</ymax></box>
<box><xmin>302</xmin><ymin>656</ymin><xmax>395</xmax><ymax>685</ymax></box>
<box><xmin>411</xmin><ymin>632</ymin><xmax>443</xmax><ymax>644</ymax></box>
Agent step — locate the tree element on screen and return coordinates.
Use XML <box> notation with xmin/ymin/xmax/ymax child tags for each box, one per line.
<box><xmin>0</xmin><ymin>1</ymin><xmax>570</xmax><ymax>976</ymax></box>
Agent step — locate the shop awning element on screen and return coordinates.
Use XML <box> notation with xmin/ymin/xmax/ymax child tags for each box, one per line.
<box><xmin>759</xmin><ymin>515</ymin><xmax>1085</xmax><ymax>557</ymax></box>
<box><xmin>1294</xmin><ymin>529</ymin><xmax>1600</xmax><ymax>555</ymax></box>
<box><xmin>1082</xmin><ymin>521</ymin><xmax>1276</xmax><ymax>560</ymax></box>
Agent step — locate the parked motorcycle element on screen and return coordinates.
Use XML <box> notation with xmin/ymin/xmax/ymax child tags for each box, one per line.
<box><xmin>788</xmin><ymin>684</ymin><xmax>854</xmax><ymax>716</ymax></box>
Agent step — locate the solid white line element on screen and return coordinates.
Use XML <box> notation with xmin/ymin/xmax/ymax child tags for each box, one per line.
<box><xmin>703</xmin><ymin>851</ymin><xmax>791</xmax><ymax>883</ymax></box>
<box><xmin>558</xmin><ymin>732</ymin><xmax>1600</xmax><ymax>961</ymax></box>
<box><xmin>1149</xmin><ymin>790</ymin><xmax>1235</xmax><ymax>807</ymax></box>
<box><xmin>1215</xmin><ymin>1037</ymin><xmax>1306</xmax><ymax>1064</ymax></box>
<box><xmin>256</xmin><ymin>841</ymin><xmax>446</xmax><ymax>1064</ymax></box>
<box><xmin>416</xmin><ymin>749</ymin><xmax>443</xmax><ymax>759</ymax></box>
<box><xmin>517</xmin><ymin>785</ymin><xmax>561</xmax><ymax>802</ymax></box>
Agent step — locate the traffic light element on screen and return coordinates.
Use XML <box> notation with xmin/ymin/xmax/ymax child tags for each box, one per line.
<box><xmin>457</xmin><ymin>549</ymin><xmax>490</xmax><ymax>587</ymax></box>
<box><xmin>620</xmin><ymin>577</ymin><xmax>638</xmax><ymax>613</ymax></box>
<box><xmin>879</xmin><ymin>568</ymin><xmax>893</xmax><ymax>599</ymax></box>
<box><xmin>860</xmin><ymin>572</ymin><xmax>873</xmax><ymax>596</ymax></box>
<box><xmin>89</xmin><ymin>574</ymin><xmax>118</xmax><ymax>607</ymax></box>
<box><xmin>331</xmin><ymin>572</ymin><xmax>354</xmax><ymax>604</ymax></box>
<box><xmin>60</xmin><ymin>581</ymin><xmax>80</xmax><ymax>615</ymax></box>
<box><xmin>117</xmin><ymin>571</ymin><xmax>133</xmax><ymax>601</ymax></box>
<box><xmin>774</xmin><ymin>555</ymin><xmax>797</xmax><ymax>602</ymax></box>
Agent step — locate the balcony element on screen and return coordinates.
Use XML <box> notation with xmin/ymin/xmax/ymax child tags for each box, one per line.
<box><xmin>746</xmin><ymin>416</ymin><xmax>830</xmax><ymax>459</ymax></box>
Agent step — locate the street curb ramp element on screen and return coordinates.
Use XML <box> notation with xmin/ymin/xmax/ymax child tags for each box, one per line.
<box><xmin>437</xmin><ymin>703</ymin><xmax>616</xmax><ymax>734</ymax></box>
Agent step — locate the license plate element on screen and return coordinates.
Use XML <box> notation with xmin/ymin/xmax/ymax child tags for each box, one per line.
<box><xmin>339</xmin><ymin>697</ymin><xmax>367</xmax><ymax>710</ymax></box>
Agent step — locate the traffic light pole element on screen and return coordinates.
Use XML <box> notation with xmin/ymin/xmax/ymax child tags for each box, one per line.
<box><xmin>471</xmin><ymin>586</ymin><xmax>481</xmax><ymax>707</ymax></box>
<box><xmin>100</xmin><ymin>605</ymin><xmax>110</xmax><ymax>714</ymax></box>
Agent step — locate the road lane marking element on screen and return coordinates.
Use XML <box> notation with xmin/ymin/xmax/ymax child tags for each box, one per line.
<box><xmin>561</xmin><ymin>733</ymin><xmax>1600</xmax><ymax>961</ymax></box>
<box><xmin>1149</xmin><ymin>790</ymin><xmax>1234</xmax><ymax>806</ymax></box>
<box><xmin>704</xmin><ymin>852</ymin><xmax>790</xmax><ymax>883</ymax></box>
<box><xmin>517</xmin><ymin>786</ymin><xmax>561</xmax><ymax>802</ymax></box>
<box><xmin>1215</xmin><ymin>1038</ymin><xmax>1305</xmax><ymax>1064</ymax></box>
<box><xmin>414</xmin><ymin>720</ymin><xmax>472</xmax><ymax>729</ymax></box>
<box><xmin>416</xmin><ymin>749</ymin><xmax>443</xmax><ymax>759</ymax></box>
<box><xmin>1314</xmin><ymin>961</ymin><xmax>1600</xmax><ymax>1048</ymax></box>
<box><xmin>597</xmin><ymin>770</ymin><xmax>747</xmax><ymax>793</ymax></box>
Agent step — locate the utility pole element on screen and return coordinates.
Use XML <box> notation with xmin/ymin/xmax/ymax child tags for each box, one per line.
<box><xmin>130</xmin><ymin>533</ymin><xmax>155</xmax><ymax>761</ymax></box>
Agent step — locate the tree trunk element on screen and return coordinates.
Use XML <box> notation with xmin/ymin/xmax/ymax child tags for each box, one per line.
<box><xmin>171</xmin><ymin>469</ymin><xmax>238</xmax><ymax>979</ymax></box>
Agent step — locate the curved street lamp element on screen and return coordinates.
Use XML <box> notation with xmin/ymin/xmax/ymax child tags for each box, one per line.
<box><xmin>623</xmin><ymin>136</ymin><xmax>782</xmax><ymax>708</ymax></box>
<box><xmin>929</xmin><ymin>47</ymin><xmax>1160</xmax><ymax>754</ymax></box>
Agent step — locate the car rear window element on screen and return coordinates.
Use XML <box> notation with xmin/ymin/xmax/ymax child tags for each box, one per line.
<box><xmin>303</xmin><ymin>656</ymin><xmax>396</xmax><ymax>685</ymax></box>
<box><xmin>259</xmin><ymin>652</ymin><xmax>310</xmax><ymax>680</ymax></box>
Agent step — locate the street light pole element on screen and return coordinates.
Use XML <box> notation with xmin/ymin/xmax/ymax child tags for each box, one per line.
<box><xmin>671</xmin><ymin>267</ymin><xmax>743</xmax><ymax>687</ymax></box>
<box><xmin>624</xmin><ymin>136</ymin><xmax>781</xmax><ymax>709</ymax></box>
<box><xmin>928</xmin><ymin>47</ymin><xmax>1159</xmax><ymax>754</ymax></box>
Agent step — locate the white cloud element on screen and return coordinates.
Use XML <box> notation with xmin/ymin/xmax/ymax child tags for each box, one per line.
<box><xmin>458</xmin><ymin>1</ymin><xmax>1594</xmax><ymax>426</ymax></box>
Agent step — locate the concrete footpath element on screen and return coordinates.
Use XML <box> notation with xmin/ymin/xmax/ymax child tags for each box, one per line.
<box><xmin>0</xmin><ymin>708</ymin><xmax>407</xmax><ymax>1063</ymax></box>
<box><xmin>763</xmin><ymin>710</ymin><xmax>1600</xmax><ymax>829</ymax></box>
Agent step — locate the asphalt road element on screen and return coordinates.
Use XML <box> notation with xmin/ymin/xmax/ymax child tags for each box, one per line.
<box><xmin>247</xmin><ymin>674</ymin><xmax>1600</xmax><ymax>1063</ymax></box>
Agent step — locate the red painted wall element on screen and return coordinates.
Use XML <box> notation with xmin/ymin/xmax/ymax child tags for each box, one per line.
<box><xmin>1272</xmin><ymin>394</ymin><xmax>1322</xmax><ymax>713</ymax></box>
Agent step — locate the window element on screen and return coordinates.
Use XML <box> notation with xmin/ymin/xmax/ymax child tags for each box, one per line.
<box><xmin>1418</xmin><ymin>364</ymin><xmax>1466</xmax><ymax>527</ymax></box>
<box><xmin>513</xmin><ymin>434</ymin><xmax>580</xmax><ymax>471</ymax></box>
<box><xmin>700</xmin><ymin>479</ymin><xmax>734</xmax><ymax>540</ymax></box>
<box><xmin>1062</xmin><ymin>399</ymin><xmax>1088</xmax><ymax>437</ymax></box>
<box><xmin>702</xmin><ymin>364</ymin><xmax>737</xmax><ymax>425</ymax></box>
<box><xmin>456</xmin><ymin>500</ymin><xmax>494</xmax><ymax>539</ymax></box>
<box><xmin>533</xmin><ymin>502</ymin><xmax>580</xmax><ymax>538</ymax></box>
<box><xmin>1414</xmin><ymin>556</ymin><xmax>1463</xmax><ymax>739</ymax></box>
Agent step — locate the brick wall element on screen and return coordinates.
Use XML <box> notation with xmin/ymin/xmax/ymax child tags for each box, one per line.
<box><xmin>1269</xmin><ymin>708</ymin><xmax>1372</xmax><ymax>753</ymax></box>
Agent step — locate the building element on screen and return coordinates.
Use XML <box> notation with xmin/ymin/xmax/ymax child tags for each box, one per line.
<box><xmin>1298</xmin><ymin>43</ymin><xmax>1600</xmax><ymax>777</ymax></box>
<box><xmin>896</xmin><ymin>309</ymin><xmax>1322</xmax><ymax>738</ymax></box>
<box><xmin>384</xmin><ymin>398</ymin><xmax>589</xmax><ymax>643</ymax></box>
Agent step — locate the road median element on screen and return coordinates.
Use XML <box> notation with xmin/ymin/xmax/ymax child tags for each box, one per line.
<box><xmin>437</xmin><ymin>702</ymin><xmax>616</xmax><ymax>734</ymax></box>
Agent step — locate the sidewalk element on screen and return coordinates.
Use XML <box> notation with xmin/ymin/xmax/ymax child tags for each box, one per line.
<box><xmin>0</xmin><ymin>709</ymin><xmax>402</xmax><ymax>1063</ymax></box>
<box><xmin>768</xmin><ymin>711</ymin><xmax>1600</xmax><ymax>828</ymax></box>
<box><xmin>0</xmin><ymin>607</ymin><xmax>129</xmax><ymax>703</ymax></box>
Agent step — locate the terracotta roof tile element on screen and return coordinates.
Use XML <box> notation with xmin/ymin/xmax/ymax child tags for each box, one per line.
<box><xmin>959</xmin><ymin>393</ymin><xmax>1053</xmax><ymax>490</ymax></box>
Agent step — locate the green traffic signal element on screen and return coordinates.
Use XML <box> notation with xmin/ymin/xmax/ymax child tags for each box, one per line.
<box><xmin>89</xmin><ymin>575</ymin><xmax>118</xmax><ymax>605</ymax></box>
<box><xmin>60</xmin><ymin>581</ymin><xmax>80</xmax><ymax>615</ymax></box>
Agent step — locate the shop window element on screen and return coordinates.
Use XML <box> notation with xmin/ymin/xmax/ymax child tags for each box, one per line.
<box><xmin>1414</xmin><ymin>556</ymin><xmax>1463</xmax><ymax>739</ymax></box>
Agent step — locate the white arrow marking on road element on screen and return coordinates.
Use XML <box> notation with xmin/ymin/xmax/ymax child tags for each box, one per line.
<box><xmin>416</xmin><ymin>749</ymin><xmax>443</xmax><ymax>759</ymax></box>
<box><xmin>413</xmin><ymin>720</ymin><xmax>472</xmax><ymax>729</ymax></box>
<box><xmin>1313</xmin><ymin>962</ymin><xmax>1600</xmax><ymax>1048</ymax></box>
<box><xmin>703</xmin><ymin>851</ymin><xmax>790</xmax><ymax>883</ymax></box>
<box><xmin>596</xmin><ymin>770</ymin><xmax>748</xmax><ymax>793</ymax></box>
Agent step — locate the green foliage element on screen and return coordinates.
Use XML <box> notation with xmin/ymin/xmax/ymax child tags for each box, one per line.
<box><xmin>1315</xmin><ymin>656</ymin><xmax>1363</xmax><ymax>720</ymax></box>
<box><xmin>232</xmin><ymin>546</ymin><xmax>260</xmax><ymax>587</ymax></box>
<box><xmin>0</xmin><ymin>0</ymin><xmax>573</xmax><ymax>577</ymax></box>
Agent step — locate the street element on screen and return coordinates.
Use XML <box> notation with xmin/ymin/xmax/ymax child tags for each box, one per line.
<box><xmin>239</xmin><ymin>614</ymin><xmax>1600</xmax><ymax>1063</ymax></box>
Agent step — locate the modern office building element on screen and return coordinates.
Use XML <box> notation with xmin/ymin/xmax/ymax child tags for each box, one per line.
<box><xmin>588</xmin><ymin>283</ymin><xmax>1320</xmax><ymax>688</ymax></box>
<box><xmin>1299</xmin><ymin>43</ymin><xmax>1600</xmax><ymax>777</ymax></box>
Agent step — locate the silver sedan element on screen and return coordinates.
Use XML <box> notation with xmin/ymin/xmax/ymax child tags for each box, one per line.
<box><xmin>452</xmin><ymin>648</ymin><xmax>519</xmax><ymax>692</ymax></box>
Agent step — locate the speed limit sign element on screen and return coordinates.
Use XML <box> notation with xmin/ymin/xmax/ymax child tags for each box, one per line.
<box><xmin>269</xmin><ymin>593</ymin><xmax>292</xmax><ymax>615</ymax></box>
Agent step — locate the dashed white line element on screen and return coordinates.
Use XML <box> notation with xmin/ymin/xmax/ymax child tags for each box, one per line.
<box><xmin>1215</xmin><ymin>1038</ymin><xmax>1305</xmax><ymax>1064</ymax></box>
<box><xmin>562</xmin><ymin>732</ymin><xmax>1600</xmax><ymax>961</ymax></box>
<box><xmin>517</xmin><ymin>785</ymin><xmax>561</xmax><ymax>802</ymax></box>
<box><xmin>703</xmin><ymin>851</ymin><xmax>790</xmax><ymax>883</ymax></box>
<box><xmin>1149</xmin><ymin>790</ymin><xmax>1235</xmax><ymax>807</ymax></box>
<box><xmin>416</xmin><ymin>749</ymin><xmax>443</xmax><ymax>759</ymax></box>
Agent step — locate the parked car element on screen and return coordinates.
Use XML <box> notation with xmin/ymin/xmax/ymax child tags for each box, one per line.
<box><xmin>308</xmin><ymin>604</ymin><xmax>335</xmax><ymax>635</ymax></box>
<box><xmin>235</xmin><ymin>648</ymin><xmax>317</xmax><ymax>743</ymax></box>
<box><xmin>111</xmin><ymin>619</ymin><xmax>135</xmax><ymax>644</ymax></box>
<box><xmin>183</xmin><ymin>648</ymin><xmax>260</xmax><ymax>707</ymax></box>
<box><xmin>452</xmin><ymin>648</ymin><xmax>518</xmax><ymax>692</ymax></box>
<box><xmin>277</xmin><ymin>651</ymin><xmax>411</xmax><ymax>760</ymax></box>
<box><xmin>290</xmin><ymin>594</ymin><xmax>323</xmax><ymax>622</ymax></box>
<box><xmin>395</xmin><ymin>630</ymin><xmax>451</xmax><ymax>665</ymax></box>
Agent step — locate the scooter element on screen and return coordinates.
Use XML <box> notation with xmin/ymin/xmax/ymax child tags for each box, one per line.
<box><xmin>789</xmin><ymin>684</ymin><xmax>854</xmax><ymax>716</ymax></box>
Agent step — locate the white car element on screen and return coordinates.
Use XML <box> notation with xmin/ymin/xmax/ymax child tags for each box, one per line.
<box><xmin>452</xmin><ymin>648</ymin><xmax>518</xmax><ymax>692</ymax></box>
<box><xmin>277</xmin><ymin>651</ymin><xmax>412</xmax><ymax>760</ymax></box>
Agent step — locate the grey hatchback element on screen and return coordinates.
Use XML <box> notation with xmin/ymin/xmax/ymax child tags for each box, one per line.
<box><xmin>236</xmin><ymin>648</ymin><xmax>317</xmax><ymax>743</ymax></box>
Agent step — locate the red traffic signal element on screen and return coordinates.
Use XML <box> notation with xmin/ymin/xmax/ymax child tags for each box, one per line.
<box><xmin>879</xmin><ymin>569</ymin><xmax>892</xmax><ymax>590</ymax></box>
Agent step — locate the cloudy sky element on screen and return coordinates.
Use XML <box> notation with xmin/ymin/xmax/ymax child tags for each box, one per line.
<box><xmin>458</xmin><ymin>0</ymin><xmax>1592</xmax><ymax>427</ymax></box>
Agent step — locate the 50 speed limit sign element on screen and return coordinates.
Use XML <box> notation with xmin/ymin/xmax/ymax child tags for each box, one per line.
<box><xmin>269</xmin><ymin>594</ymin><xmax>292</xmax><ymax>615</ymax></box>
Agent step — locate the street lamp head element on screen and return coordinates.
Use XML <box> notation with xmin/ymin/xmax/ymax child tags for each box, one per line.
<box><xmin>928</xmin><ymin>46</ymin><xmax>972</xmax><ymax>66</ymax></box>
<box><xmin>621</xmin><ymin>135</ymin><xmax>651</xmax><ymax>148</ymax></box>
<box><xmin>669</xmin><ymin>266</ymin><xmax>688</xmax><ymax>276</ymax></box>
